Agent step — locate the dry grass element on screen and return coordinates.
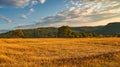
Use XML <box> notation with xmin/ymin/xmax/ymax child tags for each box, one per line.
<box><xmin>0</xmin><ymin>38</ymin><xmax>120</xmax><ymax>67</ymax></box>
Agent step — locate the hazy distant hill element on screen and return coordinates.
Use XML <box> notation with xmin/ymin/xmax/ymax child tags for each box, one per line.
<box><xmin>71</xmin><ymin>26</ymin><xmax>103</xmax><ymax>32</ymax></box>
<box><xmin>0</xmin><ymin>30</ymin><xmax>10</xmax><ymax>34</ymax></box>
<box><xmin>94</xmin><ymin>22</ymin><xmax>120</xmax><ymax>35</ymax></box>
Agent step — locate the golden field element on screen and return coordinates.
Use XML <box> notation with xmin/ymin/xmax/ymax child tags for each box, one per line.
<box><xmin>0</xmin><ymin>38</ymin><xmax>120</xmax><ymax>67</ymax></box>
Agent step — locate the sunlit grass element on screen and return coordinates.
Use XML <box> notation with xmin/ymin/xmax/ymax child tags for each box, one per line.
<box><xmin>0</xmin><ymin>38</ymin><xmax>120</xmax><ymax>67</ymax></box>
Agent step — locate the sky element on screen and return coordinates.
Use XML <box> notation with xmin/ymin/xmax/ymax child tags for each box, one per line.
<box><xmin>0</xmin><ymin>0</ymin><xmax>120</xmax><ymax>30</ymax></box>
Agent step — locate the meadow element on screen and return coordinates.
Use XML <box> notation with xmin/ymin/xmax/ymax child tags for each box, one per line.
<box><xmin>0</xmin><ymin>38</ymin><xmax>120</xmax><ymax>67</ymax></box>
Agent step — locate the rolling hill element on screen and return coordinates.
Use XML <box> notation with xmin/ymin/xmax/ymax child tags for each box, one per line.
<box><xmin>71</xmin><ymin>26</ymin><xmax>103</xmax><ymax>32</ymax></box>
<box><xmin>94</xmin><ymin>22</ymin><xmax>120</xmax><ymax>35</ymax></box>
<box><xmin>0</xmin><ymin>22</ymin><xmax>120</xmax><ymax>38</ymax></box>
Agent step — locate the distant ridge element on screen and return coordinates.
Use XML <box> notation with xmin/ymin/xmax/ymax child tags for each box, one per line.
<box><xmin>71</xmin><ymin>26</ymin><xmax>104</xmax><ymax>32</ymax></box>
<box><xmin>94</xmin><ymin>22</ymin><xmax>120</xmax><ymax>35</ymax></box>
<box><xmin>0</xmin><ymin>30</ymin><xmax>10</xmax><ymax>34</ymax></box>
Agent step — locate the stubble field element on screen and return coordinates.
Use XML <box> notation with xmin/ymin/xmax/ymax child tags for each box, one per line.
<box><xmin>0</xmin><ymin>38</ymin><xmax>120</xmax><ymax>67</ymax></box>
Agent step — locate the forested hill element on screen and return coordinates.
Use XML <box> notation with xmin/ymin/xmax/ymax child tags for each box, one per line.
<box><xmin>94</xmin><ymin>22</ymin><xmax>120</xmax><ymax>35</ymax></box>
<box><xmin>0</xmin><ymin>22</ymin><xmax>120</xmax><ymax>38</ymax></box>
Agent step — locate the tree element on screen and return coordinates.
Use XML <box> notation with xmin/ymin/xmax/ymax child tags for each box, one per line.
<box><xmin>87</xmin><ymin>33</ymin><xmax>93</xmax><ymax>38</ymax></box>
<box><xmin>71</xmin><ymin>31</ymin><xmax>80</xmax><ymax>38</ymax></box>
<box><xmin>113</xmin><ymin>33</ymin><xmax>120</xmax><ymax>37</ymax></box>
<box><xmin>81</xmin><ymin>32</ymin><xmax>88</xmax><ymax>37</ymax></box>
<box><xmin>57</xmin><ymin>26</ymin><xmax>72</xmax><ymax>37</ymax></box>
<box><xmin>92</xmin><ymin>33</ymin><xmax>97</xmax><ymax>37</ymax></box>
<box><xmin>11</xmin><ymin>30</ymin><xmax>24</xmax><ymax>38</ymax></box>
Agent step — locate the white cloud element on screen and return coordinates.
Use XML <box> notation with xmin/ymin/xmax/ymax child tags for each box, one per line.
<box><xmin>21</xmin><ymin>14</ymin><xmax>27</xmax><ymax>19</ymax></box>
<box><xmin>0</xmin><ymin>0</ymin><xmax>30</xmax><ymax>7</ymax></box>
<box><xmin>0</xmin><ymin>0</ymin><xmax>46</xmax><ymax>7</ymax></box>
<box><xmin>29</xmin><ymin>8</ymin><xmax>34</xmax><ymax>13</ymax></box>
<box><xmin>39</xmin><ymin>0</ymin><xmax>46</xmax><ymax>4</ymax></box>
<box><xmin>0</xmin><ymin>15</ymin><xmax>13</xmax><ymax>23</ymax></box>
<box><xmin>27</xmin><ymin>8</ymin><xmax>35</xmax><ymax>16</ymax></box>
<box><xmin>21</xmin><ymin>8</ymin><xmax>35</xmax><ymax>19</ymax></box>
<box><xmin>31</xmin><ymin>0</ymin><xmax>38</xmax><ymax>5</ymax></box>
<box><xmin>68</xmin><ymin>7</ymin><xmax>75</xmax><ymax>12</ymax></box>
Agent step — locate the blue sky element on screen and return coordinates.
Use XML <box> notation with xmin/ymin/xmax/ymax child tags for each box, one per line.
<box><xmin>0</xmin><ymin>0</ymin><xmax>120</xmax><ymax>30</ymax></box>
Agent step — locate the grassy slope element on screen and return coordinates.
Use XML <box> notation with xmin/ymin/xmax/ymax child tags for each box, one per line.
<box><xmin>0</xmin><ymin>38</ymin><xmax>120</xmax><ymax>67</ymax></box>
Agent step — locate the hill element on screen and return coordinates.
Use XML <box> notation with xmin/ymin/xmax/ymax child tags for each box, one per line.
<box><xmin>0</xmin><ymin>30</ymin><xmax>10</xmax><ymax>34</ymax></box>
<box><xmin>94</xmin><ymin>22</ymin><xmax>120</xmax><ymax>35</ymax></box>
<box><xmin>71</xmin><ymin>26</ymin><xmax>103</xmax><ymax>32</ymax></box>
<box><xmin>0</xmin><ymin>26</ymin><xmax>103</xmax><ymax>38</ymax></box>
<box><xmin>0</xmin><ymin>27</ymin><xmax>58</xmax><ymax>38</ymax></box>
<box><xmin>0</xmin><ymin>22</ymin><xmax>120</xmax><ymax>38</ymax></box>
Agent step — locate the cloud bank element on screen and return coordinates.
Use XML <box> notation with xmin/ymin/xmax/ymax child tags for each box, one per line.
<box><xmin>16</xmin><ymin>0</ymin><xmax>120</xmax><ymax>29</ymax></box>
<box><xmin>0</xmin><ymin>0</ymin><xmax>46</xmax><ymax>7</ymax></box>
<box><xmin>0</xmin><ymin>0</ymin><xmax>119</xmax><ymax>28</ymax></box>
<box><xmin>0</xmin><ymin>0</ymin><xmax>30</xmax><ymax>7</ymax></box>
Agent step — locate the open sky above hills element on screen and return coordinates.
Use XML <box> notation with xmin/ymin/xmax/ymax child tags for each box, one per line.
<box><xmin>0</xmin><ymin>0</ymin><xmax>120</xmax><ymax>30</ymax></box>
